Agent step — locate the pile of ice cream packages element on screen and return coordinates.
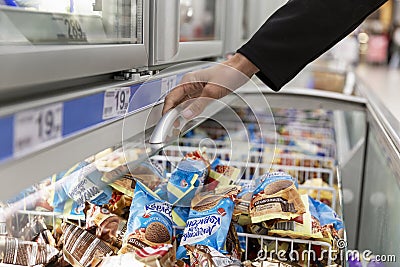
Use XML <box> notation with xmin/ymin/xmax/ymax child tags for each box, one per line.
<box><xmin>0</xmin><ymin>148</ymin><xmax>344</xmax><ymax>267</ymax></box>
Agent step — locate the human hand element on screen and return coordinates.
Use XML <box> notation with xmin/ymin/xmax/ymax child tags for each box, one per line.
<box><xmin>162</xmin><ymin>53</ymin><xmax>259</xmax><ymax>119</ymax></box>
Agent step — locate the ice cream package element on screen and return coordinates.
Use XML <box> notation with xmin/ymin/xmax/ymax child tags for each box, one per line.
<box><xmin>177</xmin><ymin>185</ymin><xmax>240</xmax><ymax>259</ymax></box>
<box><xmin>308</xmin><ymin>196</ymin><xmax>344</xmax><ymax>241</ymax></box>
<box><xmin>205</xmin><ymin>165</ymin><xmax>241</xmax><ymax>190</ymax></box>
<box><xmin>85</xmin><ymin>203</ymin><xmax>128</xmax><ymax>248</ymax></box>
<box><xmin>119</xmin><ymin>181</ymin><xmax>173</xmax><ymax>254</ymax></box>
<box><xmin>61</xmin><ymin>222</ymin><xmax>115</xmax><ymax>267</ymax></box>
<box><xmin>268</xmin><ymin>195</ymin><xmax>344</xmax><ymax>244</ymax></box>
<box><xmin>56</xmin><ymin>162</ymin><xmax>113</xmax><ymax>211</ymax></box>
<box><xmin>167</xmin><ymin>150</ymin><xmax>210</xmax><ymax>207</ymax></box>
<box><xmin>233</xmin><ymin>181</ymin><xmax>256</xmax><ymax>226</ymax></box>
<box><xmin>250</xmin><ymin>172</ymin><xmax>306</xmax><ymax>223</ymax></box>
<box><xmin>0</xmin><ymin>236</ymin><xmax>59</xmax><ymax>266</ymax></box>
<box><xmin>267</xmin><ymin>194</ymin><xmax>318</xmax><ymax>239</ymax></box>
<box><xmin>102</xmin><ymin>190</ymin><xmax>132</xmax><ymax>219</ymax></box>
<box><xmin>185</xmin><ymin>244</ymin><xmax>242</xmax><ymax>267</ymax></box>
<box><xmin>224</xmin><ymin>222</ymin><xmax>242</xmax><ymax>260</ymax></box>
<box><xmin>134</xmin><ymin>243</ymin><xmax>176</xmax><ymax>267</ymax></box>
<box><xmin>129</xmin><ymin>159</ymin><xmax>167</xmax><ymax>190</ymax></box>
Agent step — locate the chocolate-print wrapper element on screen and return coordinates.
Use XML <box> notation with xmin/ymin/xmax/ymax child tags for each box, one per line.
<box><xmin>119</xmin><ymin>182</ymin><xmax>173</xmax><ymax>254</ymax></box>
<box><xmin>224</xmin><ymin>222</ymin><xmax>242</xmax><ymax>260</ymax></box>
<box><xmin>0</xmin><ymin>236</ymin><xmax>59</xmax><ymax>266</ymax></box>
<box><xmin>61</xmin><ymin>222</ymin><xmax>115</xmax><ymax>267</ymax></box>
<box><xmin>250</xmin><ymin>172</ymin><xmax>305</xmax><ymax>223</ymax></box>
<box><xmin>85</xmin><ymin>204</ymin><xmax>127</xmax><ymax>248</ymax></box>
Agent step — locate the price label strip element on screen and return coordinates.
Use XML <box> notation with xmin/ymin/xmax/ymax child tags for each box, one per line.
<box><xmin>102</xmin><ymin>87</ymin><xmax>131</xmax><ymax>120</ymax></box>
<box><xmin>161</xmin><ymin>75</ymin><xmax>177</xmax><ymax>97</ymax></box>
<box><xmin>13</xmin><ymin>103</ymin><xmax>63</xmax><ymax>157</ymax></box>
<box><xmin>0</xmin><ymin>69</ymin><xmax>193</xmax><ymax>163</ymax></box>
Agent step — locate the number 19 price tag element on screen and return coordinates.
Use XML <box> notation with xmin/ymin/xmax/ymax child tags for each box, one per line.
<box><xmin>14</xmin><ymin>103</ymin><xmax>63</xmax><ymax>156</ymax></box>
<box><xmin>102</xmin><ymin>87</ymin><xmax>131</xmax><ymax>120</ymax></box>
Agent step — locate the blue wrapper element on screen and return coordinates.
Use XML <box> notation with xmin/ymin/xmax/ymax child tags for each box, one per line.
<box><xmin>172</xmin><ymin>206</ymin><xmax>190</xmax><ymax>227</ymax></box>
<box><xmin>177</xmin><ymin>186</ymin><xmax>239</xmax><ymax>259</ymax></box>
<box><xmin>52</xmin><ymin>162</ymin><xmax>87</xmax><ymax>215</ymax></box>
<box><xmin>61</xmin><ymin>163</ymin><xmax>113</xmax><ymax>211</ymax></box>
<box><xmin>121</xmin><ymin>182</ymin><xmax>173</xmax><ymax>252</ymax></box>
<box><xmin>167</xmin><ymin>158</ymin><xmax>208</xmax><ymax>206</ymax></box>
<box><xmin>309</xmin><ymin>196</ymin><xmax>344</xmax><ymax>231</ymax></box>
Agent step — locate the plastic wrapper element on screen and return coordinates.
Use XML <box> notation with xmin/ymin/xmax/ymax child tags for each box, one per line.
<box><xmin>308</xmin><ymin>197</ymin><xmax>344</xmax><ymax>242</ymax></box>
<box><xmin>167</xmin><ymin>150</ymin><xmax>210</xmax><ymax>207</ymax></box>
<box><xmin>102</xmin><ymin>191</ymin><xmax>132</xmax><ymax>219</ymax></box>
<box><xmin>120</xmin><ymin>182</ymin><xmax>173</xmax><ymax>254</ymax></box>
<box><xmin>172</xmin><ymin>206</ymin><xmax>190</xmax><ymax>228</ymax></box>
<box><xmin>0</xmin><ymin>236</ymin><xmax>59</xmax><ymax>266</ymax></box>
<box><xmin>233</xmin><ymin>185</ymin><xmax>254</xmax><ymax>226</ymax></box>
<box><xmin>98</xmin><ymin>253</ymin><xmax>145</xmax><ymax>267</ymax></box>
<box><xmin>268</xmin><ymin>195</ymin><xmax>344</xmax><ymax>245</ymax></box>
<box><xmin>57</xmin><ymin>162</ymin><xmax>113</xmax><ymax>211</ymax></box>
<box><xmin>85</xmin><ymin>204</ymin><xmax>127</xmax><ymax>248</ymax></box>
<box><xmin>177</xmin><ymin>185</ymin><xmax>240</xmax><ymax>259</ymax></box>
<box><xmin>99</xmin><ymin>244</ymin><xmax>175</xmax><ymax>267</ymax></box>
<box><xmin>267</xmin><ymin>194</ymin><xmax>319</xmax><ymax>239</ymax></box>
<box><xmin>51</xmin><ymin>162</ymin><xmax>88</xmax><ymax>215</ymax></box>
<box><xmin>108</xmin><ymin>177</ymin><xmax>135</xmax><ymax>197</ymax></box>
<box><xmin>61</xmin><ymin>222</ymin><xmax>115</xmax><ymax>267</ymax></box>
<box><xmin>134</xmin><ymin>243</ymin><xmax>176</xmax><ymax>267</ymax></box>
<box><xmin>185</xmin><ymin>244</ymin><xmax>242</xmax><ymax>267</ymax></box>
<box><xmin>94</xmin><ymin>148</ymin><xmax>138</xmax><ymax>173</ymax></box>
<box><xmin>205</xmin><ymin>165</ymin><xmax>241</xmax><ymax>190</ymax></box>
<box><xmin>224</xmin><ymin>222</ymin><xmax>242</xmax><ymax>260</ymax></box>
<box><xmin>250</xmin><ymin>172</ymin><xmax>305</xmax><ymax>223</ymax></box>
<box><xmin>22</xmin><ymin>217</ymin><xmax>56</xmax><ymax>247</ymax></box>
<box><xmin>128</xmin><ymin>159</ymin><xmax>167</xmax><ymax>191</ymax></box>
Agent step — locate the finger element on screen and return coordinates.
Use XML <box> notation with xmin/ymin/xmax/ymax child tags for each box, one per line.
<box><xmin>162</xmin><ymin>84</ymin><xmax>186</xmax><ymax>115</ymax></box>
<box><xmin>181</xmin><ymin>86</ymin><xmax>219</xmax><ymax>120</ymax></box>
<box><xmin>162</xmin><ymin>81</ymin><xmax>205</xmax><ymax>115</ymax></box>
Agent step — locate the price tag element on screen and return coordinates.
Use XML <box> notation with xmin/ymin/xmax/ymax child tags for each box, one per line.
<box><xmin>161</xmin><ymin>75</ymin><xmax>177</xmax><ymax>97</ymax></box>
<box><xmin>14</xmin><ymin>103</ymin><xmax>63</xmax><ymax>156</ymax></box>
<box><xmin>52</xmin><ymin>14</ymin><xmax>87</xmax><ymax>42</ymax></box>
<box><xmin>102</xmin><ymin>87</ymin><xmax>131</xmax><ymax>119</ymax></box>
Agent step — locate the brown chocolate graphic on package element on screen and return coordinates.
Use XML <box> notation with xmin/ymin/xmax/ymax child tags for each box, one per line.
<box><xmin>145</xmin><ymin>222</ymin><xmax>171</xmax><ymax>244</ymax></box>
<box><xmin>250</xmin><ymin>178</ymin><xmax>306</xmax><ymax>223</ymax></box>
<box><xmin>192</xmin><ymin>185</ymin><xmax>241</xmax><ymax>212</ymax></box>
<box><xmin>264</xmin><ymin>180</ymin><xmax>293</xmax><ymax>194</ymax></box>
<box><xmin>192</xmin><ymin>195</ymin><xmax>222</xmax><ymax>212</ymax></box>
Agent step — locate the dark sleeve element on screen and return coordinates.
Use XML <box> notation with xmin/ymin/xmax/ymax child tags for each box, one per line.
<box><xmin>237</xmin><ymin>0</ymin><xmax>388</xmax><ymax>91</ymax></box>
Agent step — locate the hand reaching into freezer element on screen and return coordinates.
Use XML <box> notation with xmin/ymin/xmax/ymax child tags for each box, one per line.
<box><xmin>162</xmin><ymin>53</ymin><xmax>259</xmax><ymax>119</ymax></box>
